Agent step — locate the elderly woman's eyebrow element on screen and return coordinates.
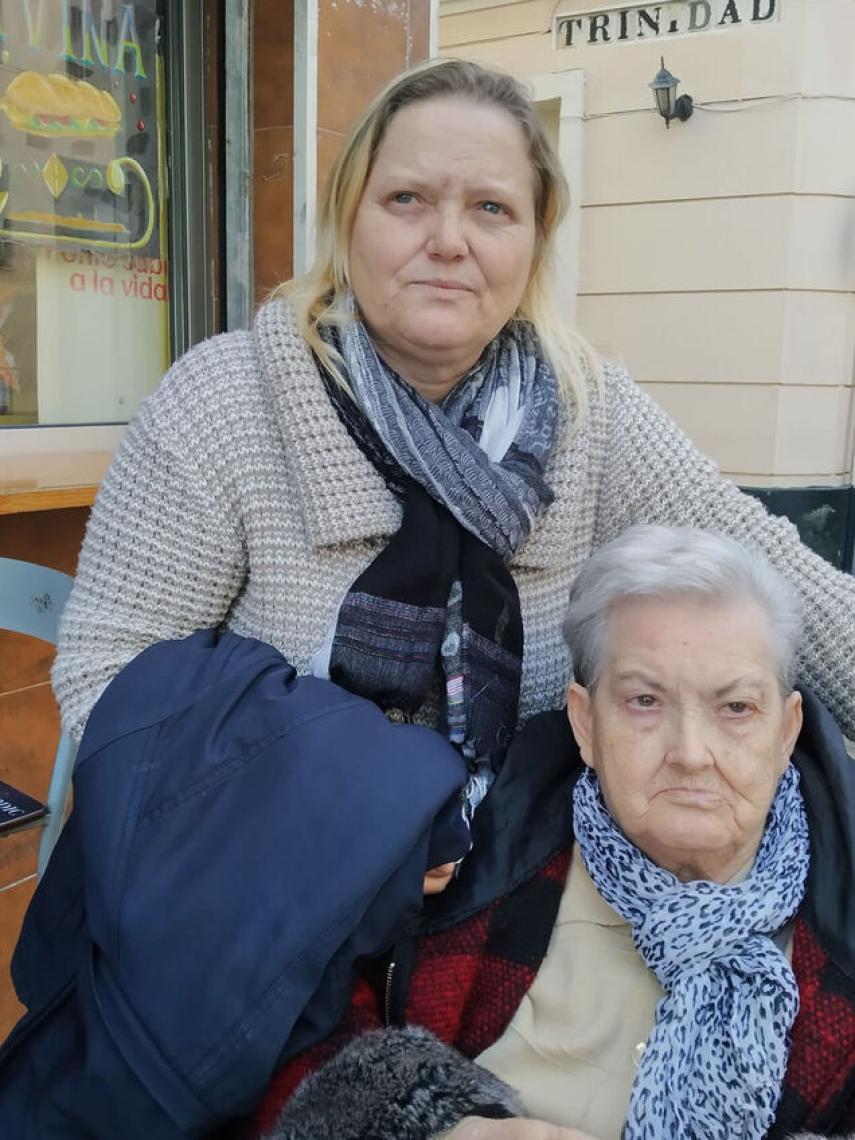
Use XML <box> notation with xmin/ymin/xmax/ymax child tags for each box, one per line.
<box><xmin>611</xmin><ymin>671</ymin><xmax>666</xmax><ymax>691</ymax></box>
<box><xmin>609</xmin><ymin>672</ymin><xmax>771</xmax><ymax>698</ymax></box>
<box><xmin>708</xmin><ymin>676</ymin><xmax>771</xmax><ymax>700</ymax></box>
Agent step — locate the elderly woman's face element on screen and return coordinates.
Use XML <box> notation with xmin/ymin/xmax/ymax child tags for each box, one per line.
<box><xmin>348</xmin><ymin>96</ymin><xmax>538</xmax><ymax>398</ymax></box>
<box><xmin>567</xmin><ymin>595</ymin><xmax>803</xmax><ymax>883</ymax></box>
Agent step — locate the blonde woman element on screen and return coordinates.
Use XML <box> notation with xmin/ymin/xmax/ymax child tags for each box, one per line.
<box><xmin>55</xmin><ymin>59</ymin><xmax>855</xmax><ymax>825</ymax></box>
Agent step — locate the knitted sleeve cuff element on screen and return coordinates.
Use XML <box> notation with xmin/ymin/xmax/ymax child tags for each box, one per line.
<box><xmin>264</xmin><ymin>1026</ymin><xmax>522</xmax><ymax>1140</ymax></box>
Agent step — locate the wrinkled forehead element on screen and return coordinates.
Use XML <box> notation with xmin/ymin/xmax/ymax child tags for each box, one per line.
<box><xmin>599</xmin><ymin>593</ymin><xmax>782</xmax><ymax>692</ymax></box>
<box><xmin>374</xmin><ymin>96</ymin><xmax>538</xmax><ymax>188</ymax></box>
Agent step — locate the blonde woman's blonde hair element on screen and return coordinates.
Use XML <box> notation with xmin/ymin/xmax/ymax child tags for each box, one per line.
<box><xmin>275</xmin><ymin>57</ymin><xmax>599</xmax><ymax>411</ymax></box>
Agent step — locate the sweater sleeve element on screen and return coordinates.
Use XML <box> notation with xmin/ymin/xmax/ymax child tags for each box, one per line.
<box><xmin>593</xmin><ymin>364</ymin><xmax>855</xmax><ymax>740</ymax></box>
<box><xmin>52</xmin><ymin>395</ymin><xmax>246</xmax><ymax>741</ymax></box>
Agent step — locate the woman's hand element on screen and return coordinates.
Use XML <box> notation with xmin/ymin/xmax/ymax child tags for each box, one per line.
<box><xmin>440</xmin><ymin>1119</ymin><xmax>600</xmax><ymax>1140</ymax></box>
<box><xmin>423</xmin><ymin>863</ymin><xmax>457</xmax><ymax>895</ymax></box>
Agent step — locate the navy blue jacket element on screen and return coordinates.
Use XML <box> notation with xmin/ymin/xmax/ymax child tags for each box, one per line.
<box><xmin>0</xmin><ymin>630</ymin><xmax>469</xmax><ymax>1138</ymax></box>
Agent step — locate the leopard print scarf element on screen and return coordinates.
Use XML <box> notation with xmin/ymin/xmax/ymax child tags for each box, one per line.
<box><xmin>573</xmin><ymin>764</ymin><xmax>810</xmax><ymax>1140</ymax></box>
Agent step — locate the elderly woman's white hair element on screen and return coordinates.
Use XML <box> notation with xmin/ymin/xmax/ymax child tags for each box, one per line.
<box><xmin>563</xmin><ymin>524</ymin><xmax>804</xmax><ymax>693</ymax></box>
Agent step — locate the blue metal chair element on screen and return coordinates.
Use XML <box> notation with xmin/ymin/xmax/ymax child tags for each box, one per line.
<box><xmin>0</xmin><ymin>557</ymin><xmax>77</xmax><ymax>877</ymax></box>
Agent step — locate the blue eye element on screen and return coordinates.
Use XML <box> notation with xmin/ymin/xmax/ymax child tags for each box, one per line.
<box><xmin>480</xmin><ymin>201</ymin><xmax>504</xmax><ymax>215</ymax></box>
<box><xmin>392</xmin><ymin>192</ymin><xmax>416</xmax><ymax>205</ymax></box>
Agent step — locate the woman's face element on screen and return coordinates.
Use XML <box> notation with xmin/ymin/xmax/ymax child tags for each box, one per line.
<box><xmin>567</xmin><ymin>595</ymin><xmax>803</xmax><ymax>883</ymax></box>
<box><xmin>348</xmin><ymin>96</ymin><xmax>538</xmax><ymax>400</ymax></box>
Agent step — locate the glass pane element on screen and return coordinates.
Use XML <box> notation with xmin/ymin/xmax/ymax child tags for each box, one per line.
<box><xmin>0</xmin><ymin>1</ymin><xmax>170</xmax><ymax>427</ymax></box>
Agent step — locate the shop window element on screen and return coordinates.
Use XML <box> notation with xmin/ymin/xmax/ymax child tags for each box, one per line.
<box><xmin>0</xmin><ymin>1</ymin><xmax>170</xmax><ymax>427</ymax></box>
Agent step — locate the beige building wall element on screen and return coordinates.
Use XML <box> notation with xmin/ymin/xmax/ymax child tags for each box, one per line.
<box><xmin>439</xmin><ymin>0</ymin><xmax>855</xmax><ymax>490</ymax></box>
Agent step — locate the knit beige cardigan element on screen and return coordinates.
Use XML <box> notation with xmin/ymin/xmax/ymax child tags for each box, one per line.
<box><xmin>53</xmin><ymin>299</ymin><xmax>855</xmax><ymax>741</ymax></box>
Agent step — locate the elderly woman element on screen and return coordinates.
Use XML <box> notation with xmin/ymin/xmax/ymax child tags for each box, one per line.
<box><xmin>54</xmin><ymin>60</ymin><xmax>855</xmax><ymax>807</ymax></box>
<box><xmin>257</xmin><ymin>526</ymin><xmax>855</xmax><ymax>1140</ymax></box>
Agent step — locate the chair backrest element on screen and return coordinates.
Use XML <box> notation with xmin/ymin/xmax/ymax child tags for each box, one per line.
<box><xmin>0</xmin><ymin>557</ymin><xmax>74</xmax><ymax>644</ymax></box>
<box><xmin>0</xmin><ymin>557</ymin><xmax>77</xmax><ymax>876</ymax></box>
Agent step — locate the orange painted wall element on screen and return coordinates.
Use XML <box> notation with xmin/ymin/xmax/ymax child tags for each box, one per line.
<box><xmin>253</xmin><ymin>0</ymin><xmax>432</xmax><ymax>299</ymax></box>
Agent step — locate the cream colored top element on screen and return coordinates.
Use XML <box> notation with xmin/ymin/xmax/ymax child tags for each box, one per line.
<box><xmin>476</xmin><ymin>844</ymin><xmax>662</xmax><ymax>1140</ymax></box>
<box><xmin>475</xmin><ymin>844</ymin><xmax>794</xmax><ymax>1140</ymax></box>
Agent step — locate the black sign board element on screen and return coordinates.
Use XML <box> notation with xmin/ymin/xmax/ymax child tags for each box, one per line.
<box><xmin>555</xmin><ymin>0</ymin><xmax>780</xmax><ymax>49</ymax></box>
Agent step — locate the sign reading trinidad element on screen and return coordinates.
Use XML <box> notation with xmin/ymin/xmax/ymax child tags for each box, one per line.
<box><xmin>554</xmin><ymin>1</ymin><xmax>780</xmax><ymax>48</ymax></box>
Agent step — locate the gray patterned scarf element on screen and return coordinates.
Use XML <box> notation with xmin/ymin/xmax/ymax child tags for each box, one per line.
<box><xmin>330</xmin><ymin>305</ymin><xmax>559</xmax><ymax>559</ymax></box>
<box><xmin>573</xmin><ymin>764</ymin><xmax>810</xmax><ymax>1140</ymax></box>
<box><xmin>316</xmin><ymin>307</ymin><xmax>559</xmax><ymax>808</ymax></box>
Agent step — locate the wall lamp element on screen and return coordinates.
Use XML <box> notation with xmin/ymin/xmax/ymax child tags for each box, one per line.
<box><xmin>649</xmin><ymin>57</ymin><xmax>693</xmax><ymax>128</ymax></box>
